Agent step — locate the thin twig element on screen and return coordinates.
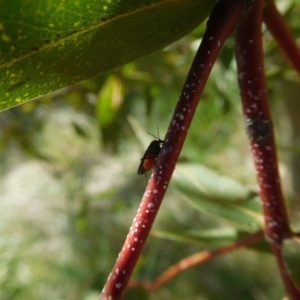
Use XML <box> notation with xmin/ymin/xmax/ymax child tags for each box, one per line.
<box><xmin>263</xmin><ymin>0</ymin><xmax>300</xmax><ymax>77</ymax></box>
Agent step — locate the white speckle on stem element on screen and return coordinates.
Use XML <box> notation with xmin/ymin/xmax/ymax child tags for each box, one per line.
<box><xmin>251</xmin><ymin>103</ymin><xmax>258</xmax><ymax>110</ymax></box>
<box><xmin>116</xmin><ymin>283</ymin><xmax>122</xmax><ymax>289</ymax></box>
<box><xmin>148</xmin><ymin>202</ymin><xmax>154</xmax><ymax>209</ymax></box>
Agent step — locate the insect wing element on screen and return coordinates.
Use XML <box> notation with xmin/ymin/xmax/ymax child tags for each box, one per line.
<box><xmin>146</xmin><ymin>140</ymin><xmax>162</xmax><ymax>156</ymax></box>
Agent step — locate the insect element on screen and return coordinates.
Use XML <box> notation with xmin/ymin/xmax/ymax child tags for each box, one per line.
<box><xmin>138</xmin><ymin>134</ymin><xmax>164</xmax><ymax>176</ymax></box>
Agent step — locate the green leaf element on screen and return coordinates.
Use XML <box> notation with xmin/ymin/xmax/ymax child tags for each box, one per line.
<box><xmin>173</xmin><ymin>163</ymin><xmax>263</xmax><ymax>231</ymax></box>
<box><xmin>152</xmin><ymin>227</ymin><xmax>245</xmax><ymax>246</ymax></box>
<box><xmin>173</xmin><ymin>163</ymin><xmax>256</xmax><ymax>202</ymax></box>
<box><xmin>97</xmin><ymin>75</ymin><xmax>123</xmax><ymax>128</ymax></box>
<box><xmin>0</xmin><ymin>0</ymin><xmax>216</xmax><ymax>111</ymax></box>
<box><xmin>152</xmin><ymin>228</ymin><xmax>270</xmax><ymax>252</ymax></box>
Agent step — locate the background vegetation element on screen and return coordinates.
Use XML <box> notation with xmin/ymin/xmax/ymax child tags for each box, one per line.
<box><xmin>1</xmin><ymin>1</ymin><xmax>300</xmax><ymax>299</ymax></box>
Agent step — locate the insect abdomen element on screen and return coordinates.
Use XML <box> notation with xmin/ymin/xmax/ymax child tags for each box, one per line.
<box><xmin>138</xmin><ymin>139</ymin><xmax>163</xmax><ymax>175</ymax></box>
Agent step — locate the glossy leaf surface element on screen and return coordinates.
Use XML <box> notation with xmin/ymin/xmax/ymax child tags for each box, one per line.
<box><xmin>0</xmin><ymin>0</ymin><xmax>216</xmax><ymax>111</ymax></box>
<box><xmin>173</xmin><ymin>163</ymin><xmax>264</xmax><ymax>230</ymax></box>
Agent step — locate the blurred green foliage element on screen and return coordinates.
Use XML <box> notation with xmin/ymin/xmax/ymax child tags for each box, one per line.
<box><xmin>1</xmin><ymin>1</ymin><xmax>300</xmax><ymax>300</ymax></box>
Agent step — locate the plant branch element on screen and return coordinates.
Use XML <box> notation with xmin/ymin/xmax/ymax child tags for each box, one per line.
<box><xmin>263</xmin><ymin>0</ymin><xmax>300</xmax><ymax>77</ymax></box>
<box><xmin>235</xmin><ymin>0</ymin><xmax>290</xmax><ymax>245</ymax></box>
<box><xmin>271</xmin><ymin>243</ymin><xmax>300</xmax><ymax>299</ymax></box>
<box><xmin>101</xmin><ymin>1</ymin><xmax>245</xmax><ymax>299</ymax></box>
<box><xmin>235</xmin><ymin>1</ymin><xmax>299</xmax><ymax>298</ymax></box>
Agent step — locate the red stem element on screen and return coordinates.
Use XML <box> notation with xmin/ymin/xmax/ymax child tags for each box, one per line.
<box><xmin>235</xmin><ymin>1</ymin><xmax>299</xmax><ymax>298</ymax></box>
<box><xmin>270</xmin><ymin>244</ymin><xmax>300</xmax><ymax>299</ymax></box>
<box><xmin>263</xmin><ymin>0</ymin><xmax>300</xmax><ymax>77</ymax></box>
<box><xmin>101</xmin><ymin>1</ymin><xmax>245</xmax><ymax>299</ymax></box>
<box><xmin>235</xmin><ymin>0</ymin><xmax>290</xmax><ymax>245</ymax></box>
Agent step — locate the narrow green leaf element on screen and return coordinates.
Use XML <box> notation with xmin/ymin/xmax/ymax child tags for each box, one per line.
<box><xmin>180</xmin><ymin>192</ymin><xmax>263</xmax><ymax>231</ymax></box>
<box><xmin>0</xmin><ymin>0</ymin><xmax>216</xmax><ymax>111</ymax></box>
<box><xmin>173</xmin><ymin>163</ymin><xmax>263</xmax><ymax>230</ymax></box>
<box><xmin>152</xmin><ymin>227</ymin><xmax>242</xmax><ymax>246</ymax></box>
<box><xmin>152</xmin><ymin>228</ymin><xmax>270</xmax><ymax>252</ymax></box>
<box><xmin>97</xmin><ymin>75</ymin><xmax>123</xmax><ymax>127</ymax></box>
<box><xmin>173</xmin><ymin>163</ymin><xmax>256</xmax><ymax>202</ymax></box>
